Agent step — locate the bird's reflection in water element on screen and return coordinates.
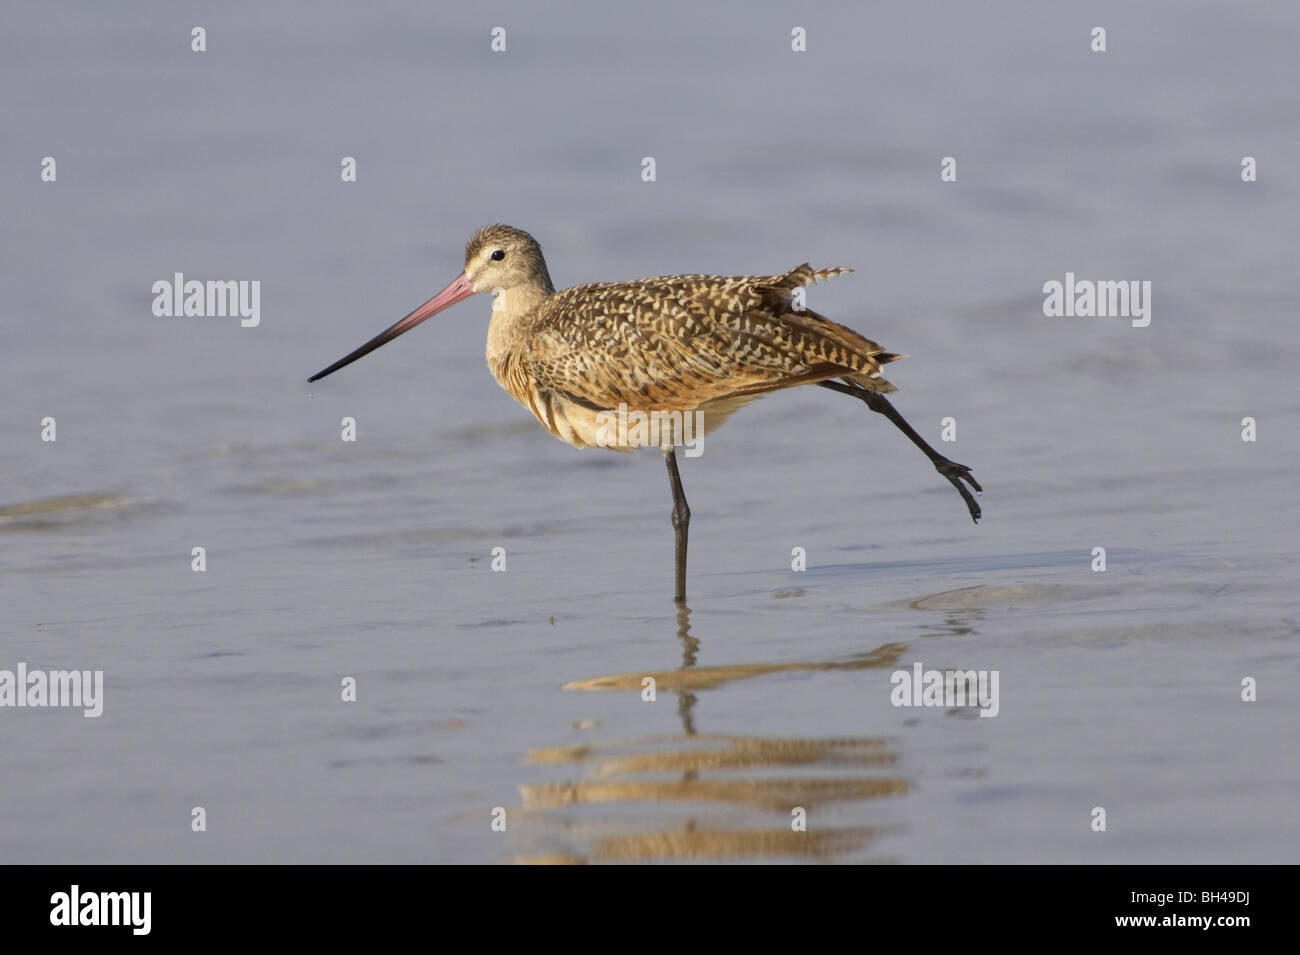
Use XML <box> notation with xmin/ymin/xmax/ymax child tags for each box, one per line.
<box><xmin>675</xmin><ymin>603</ymin><xmax>699</xmax><ymax>735</ymax></box>
<box><xmin>510</xmin><ymin>605</ymin><xmax>909</xmax><ymax>864</ymax></box>
<box><xmin>913</xmin><ymin>612</ymin><xmax>981</xmax><ymax>640</ymax></box>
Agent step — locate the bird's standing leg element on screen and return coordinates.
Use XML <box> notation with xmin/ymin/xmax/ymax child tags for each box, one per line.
<box><xmin>663</xmin><ymin>447</ymin><xmax>691</xmax><ymax>603</ymax></box>
<box><xmin>819</xmin><ymin>380</ymin><xmax>983</xmax><ymax>522</ymax></box>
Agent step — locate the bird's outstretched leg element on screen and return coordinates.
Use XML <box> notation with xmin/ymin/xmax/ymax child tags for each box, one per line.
<box><xmin>819</xmin><ymin>379</ymin><xmax>983</xmax><ymax>522</ymax></box>
<box><xmin>663</xmin><ymin>447</ymin><xmax>691</xmax><ymax>603</ymax></box>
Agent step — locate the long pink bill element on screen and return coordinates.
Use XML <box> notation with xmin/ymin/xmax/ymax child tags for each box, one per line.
<box><xmin>308</xmin><ymin>272</ymin><xmax>474</xmax><ymax>382</ymax></box>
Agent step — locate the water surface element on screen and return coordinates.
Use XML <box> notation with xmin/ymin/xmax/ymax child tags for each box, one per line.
<box><xmin>2</xmin><ymin>1</ymin><xmax>1297</xmax><ymax>863</ymax></box>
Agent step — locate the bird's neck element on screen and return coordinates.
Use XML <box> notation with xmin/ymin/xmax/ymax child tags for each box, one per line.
<box><xmin>486</xmin><ymin>279</ymin><xmax>552</xmax><ymax>367</ymax></box>
<box><xmin>490</xmin><ymin>279</ymin><xmax>553</xmax><ymax>325</ymax></box>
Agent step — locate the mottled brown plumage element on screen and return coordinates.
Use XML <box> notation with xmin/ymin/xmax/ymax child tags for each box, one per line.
<box><xmin>307</xmin><ymin>224</ymin><xmax>982</xmax><ymax>604</ymax></box>
<box><xmin>470</xmin><ymin>224</ymin><xmax>901</xmax><ymax>449</ymax></box>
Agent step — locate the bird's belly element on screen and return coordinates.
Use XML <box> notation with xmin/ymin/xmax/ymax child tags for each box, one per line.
<box><xmin>487</xmin><ymin>351</ymin><xmax>761</xmax><ymax>452</ymax></box>
<box><xmin>512</xmin><ymin>383</ymin><xmax>763</xmax><ymax>453</ymax></box>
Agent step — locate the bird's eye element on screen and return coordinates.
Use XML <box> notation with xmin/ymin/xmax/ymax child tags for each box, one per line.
<box><xmin>490</xmin><ymin>249</ymin><xmax>506</xmax><ymax>261</ymax></box>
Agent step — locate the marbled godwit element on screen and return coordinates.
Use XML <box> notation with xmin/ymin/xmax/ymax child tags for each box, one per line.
<box><xmin>308</xmin><ymin>225</ymin><xmax>981</xmax><ymax>603</ymax></box>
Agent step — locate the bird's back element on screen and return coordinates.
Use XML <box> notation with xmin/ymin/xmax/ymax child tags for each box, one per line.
<box><xmin>488</xmin><ymin>264</ymin><xmax>901</xmax><ymax>449</ymax></box>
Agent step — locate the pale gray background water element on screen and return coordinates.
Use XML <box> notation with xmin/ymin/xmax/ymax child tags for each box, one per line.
<box><xmin>3</xmin><ymin>1</ymin><xmax>1297</xmax><ymax>863</ymax></box>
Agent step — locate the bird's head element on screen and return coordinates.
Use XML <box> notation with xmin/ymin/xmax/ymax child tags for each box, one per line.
<box><xmin>462</xmin><ymin>224</ymin><xmax>554</xmax><ymax>296</ymax></box>
<box><xmin>307</xmin><ymin>224</ymin><xmax>552</xmax><ymax>383</ymax></box>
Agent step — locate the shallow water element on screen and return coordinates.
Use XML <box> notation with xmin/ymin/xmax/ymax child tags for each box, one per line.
<box><xmin>2</xmin><ymin>1</ymin><xmax>1298</xmax><ymax>863</ymax></box>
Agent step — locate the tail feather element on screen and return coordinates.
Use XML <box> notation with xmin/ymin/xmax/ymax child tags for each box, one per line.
<box><xmin>754</xmin><ymin>263</ymin><xmax>853</xmax><ymax>293</ymax></box>
<box><xmin>735</xmin><ymin>265</ymin><xmax>903</xmax><ymax>395</ymax></box>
